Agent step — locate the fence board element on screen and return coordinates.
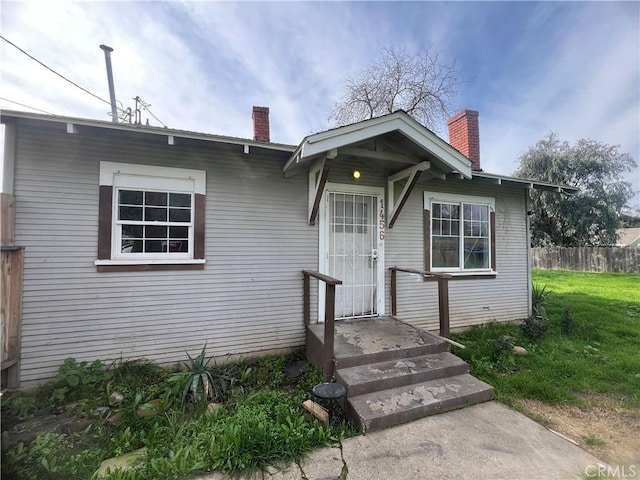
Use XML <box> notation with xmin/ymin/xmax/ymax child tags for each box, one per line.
<box><xmin>532</xmin><ymin>247</ymin><xmax>640</xmax><ymax>273</ymax></box>
<box><xmin>1</xmin><ymin>247</ymin><xmax>24</xmax><ymax>387</ymax></box>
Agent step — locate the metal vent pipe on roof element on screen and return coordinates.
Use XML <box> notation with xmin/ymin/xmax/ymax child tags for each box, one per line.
<box><xmin>99</xmin><ymin>44</ymin><xmax>118</xmax><ymax>123</ymax></box>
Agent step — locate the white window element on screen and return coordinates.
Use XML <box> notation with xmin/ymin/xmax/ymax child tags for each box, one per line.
<box><xmin>96</xmin><ymin>162</ymin><xmax>206</xmax><ymax>268</ymax></box>
<box><xmin>424</xmin><ymin>192</ymin><xmax>495</xmax><ymax>273</ymax></box>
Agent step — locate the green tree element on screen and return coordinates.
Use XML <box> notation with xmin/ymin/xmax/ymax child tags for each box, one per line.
<box><xmin>515</xmin><ymin>133</ymin><xmax>637</xmax><ymax>246</ymax></box>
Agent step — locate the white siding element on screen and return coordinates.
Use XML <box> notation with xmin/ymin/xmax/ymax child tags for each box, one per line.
<box><xmin>13</xmin><ymin>123</ymin><xmax>318</xmax><ymax>385</ymax></box>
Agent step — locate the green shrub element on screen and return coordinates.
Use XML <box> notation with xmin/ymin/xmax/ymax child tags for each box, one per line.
<box><xmin>48</xmin><ymin>358</ymin><xmax>110</xmax><ymax>405</ymax></box>
<box><xmin>520</xmin><ymin>315</ymin><xmax>549</xmax><ymax>342</ymax></box>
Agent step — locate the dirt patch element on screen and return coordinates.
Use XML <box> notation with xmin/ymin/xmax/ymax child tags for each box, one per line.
<box><xmin>518</xmin><ymin>396</ymin><xmax>640</xmax><ymax>466</ymax></box>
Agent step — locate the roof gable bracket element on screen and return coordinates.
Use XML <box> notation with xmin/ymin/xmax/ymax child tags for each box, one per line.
<box><xmin>308</xmin><ymin>153</ymin><xmax>334</xmax><ymax>226</ymax></box>
<box><xmin>387</xmin><ymin>161</ymin><xmax>430</xmax><ymax>228</ymax></box>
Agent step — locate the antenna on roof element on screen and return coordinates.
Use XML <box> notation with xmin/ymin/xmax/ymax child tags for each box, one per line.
<box><xmin>99</xmin><ymin>44</ymin><xmax>119</xmax><ymax>124</ymax></box>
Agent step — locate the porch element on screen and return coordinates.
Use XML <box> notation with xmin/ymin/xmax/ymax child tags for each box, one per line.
<box><xmin>303</xmin><ymin>269</ymin><xmax>494</xmax><ymax>433</ymax></box>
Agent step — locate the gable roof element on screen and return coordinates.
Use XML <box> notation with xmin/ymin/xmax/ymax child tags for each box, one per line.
<box><xmin>283</xmin><ymin>110</ymin><xmax>472</xmax><ymax>178</ymax></box>
<box><xmin>0</xmin><ymin>109</ymin><xmax>296</xmax><ymax>153</ymax></box>
<box><xmin>1</xmin><ymin>109</ymin><xmax>578</xmax><ymax>194</ymax></box>
<box><xmin>616</xmin><ymin>227</ymin><xmax>640</xmax><ymax>246</ymax></box>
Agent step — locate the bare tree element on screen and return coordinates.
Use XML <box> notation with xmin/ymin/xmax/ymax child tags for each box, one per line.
<box><xmin>330</xmin><ymin>46</ymin><xmax>459</xmax><ymax>129</ymax></box>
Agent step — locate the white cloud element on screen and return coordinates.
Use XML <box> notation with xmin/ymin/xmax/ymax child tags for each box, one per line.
<box><xmin>479</xmin><ymin>3</ymin><xmax>639</xmax><ymax>200</ymax></box>
<box><xmin>1</xmin><ymin>2</ymin><xmax>638</xmax><ymax>201</ymax></box>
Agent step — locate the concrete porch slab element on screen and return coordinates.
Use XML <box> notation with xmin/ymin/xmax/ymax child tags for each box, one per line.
<box><xmin>307</xmin><ymin>317</ymin><xmax>447</xmax><ymax>368</ymax></box>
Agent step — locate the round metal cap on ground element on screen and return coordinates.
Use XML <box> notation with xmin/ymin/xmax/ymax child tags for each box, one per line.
<box><xmin>312</xmin><ymin>382</ymin><xmax>346</xmax><ymax>401</ymax></box>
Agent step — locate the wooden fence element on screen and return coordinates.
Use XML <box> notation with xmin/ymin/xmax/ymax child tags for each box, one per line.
<box><xmin>1</xmin><ymin>193</ymin><xmax>24</xmax><ymax>388</ymax></box>
<box><xmin>532</xmin><ymin>247</ymin><xmax>640</xmax><ymax>273</ymax></box>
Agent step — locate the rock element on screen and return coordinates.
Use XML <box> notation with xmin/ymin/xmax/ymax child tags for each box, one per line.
<box><xmin>137</xmin><ymin>399</ymin><xmax>162</xmax><ymax>418</ymax></box>
<box><xmin>5</xmin><ymin>413</ymin><xmax>74</xmax><ymax>446</ymax></box>
<box><xmin>107</xmin><ymin>413</ymin><xmax>120</xmax><ymax>425</ymax></box>
<box><xmin>93</xmin><ymin>406</ymin><xmax>111</xmax><ymax>418</ymax></box>
<box><xmin>513</xmin><ymin>346</ymin><xmax>528</xmax><ymax>355</ymax></box>
<box><xmin>109</xmin><ymin>391</ymin><xmax>125</xmax><ymax>406</ymax></box>
<box><xmin>96</xmin><ymin>447</ymin><xmax>146</xmax><ymax>477</ymax></box>
<box><xmin>61</xmin><ymin>418</ymin><xmax>92</xmax><ymax>434</ymax></box>
<box><xmin>207</xmin><ymin>402</ymin><xmax>222</xmax><ymax>414</ymax></box>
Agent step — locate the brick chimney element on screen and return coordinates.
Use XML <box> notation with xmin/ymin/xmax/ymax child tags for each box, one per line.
<box><xmin>447</xmin><ymin>109</ymin><xmax>480</xmax><ymax>171</ymax></box>
<box><xmin>252</xmin><ymin>106</ymin><xmax>270</xmax><ymax>142</ymax></box>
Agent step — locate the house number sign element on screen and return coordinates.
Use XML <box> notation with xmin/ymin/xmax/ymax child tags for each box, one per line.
<box><xmin>379</xmin><ymin>197</ymin><xmax>386</xmax><ymax>240</ymax></box>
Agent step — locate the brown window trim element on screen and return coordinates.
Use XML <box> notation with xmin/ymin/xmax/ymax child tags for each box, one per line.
<box><xmin>97</xmin><ymin>263</ymin><xmax>205</xmax><ymax>273</ymax></box>
<box><xmin>97</xmin><ymin>186</ymin><xmax>205</xmax><ymax>271</ymax></box>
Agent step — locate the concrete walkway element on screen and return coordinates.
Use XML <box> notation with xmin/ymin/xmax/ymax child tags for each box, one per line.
<box><xmin>196</xmin><ymin>401</ymin><xmax>602</xmax><ymax>480</ymax></box>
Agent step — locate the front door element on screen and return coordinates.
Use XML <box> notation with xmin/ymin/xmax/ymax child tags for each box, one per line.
<box><xmin>320</xmin><ymin>185</ymin><xmax>385</xmax><ymax>319</ymax></box>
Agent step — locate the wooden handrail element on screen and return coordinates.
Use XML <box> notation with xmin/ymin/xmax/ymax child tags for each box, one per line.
<box><xmin>390</xmin><ymin>266</ymin><xmax>451</xmax><ymax>338</ymax></box>
<box><xmin>302</xmin><ymin>270</ymin><xmax>343</xmax><ymax>286</ymax></box>
<box><xmin>303</xmin><ymin>270</ymin><xmax>342</xmax><ymax>381</ymax></box>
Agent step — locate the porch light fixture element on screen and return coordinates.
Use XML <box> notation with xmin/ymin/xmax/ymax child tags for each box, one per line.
<box><xmin>352</xmin><ymin>170</ymin><xmax>361</xmax><ymax>180</ymax></box>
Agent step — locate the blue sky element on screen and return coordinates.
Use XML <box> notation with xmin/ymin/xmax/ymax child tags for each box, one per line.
<box><xmin>1</xmin><ymin>1</ymin><xmax>639</xmax><ymax>201</ymax></box>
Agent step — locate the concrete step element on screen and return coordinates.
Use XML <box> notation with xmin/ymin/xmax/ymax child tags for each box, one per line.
<box><xmin>307</xmin><ymin>318</ymin><xmax>449</xmax><ymax>370</ymax></box>
<box><xmin>347</xmin><ymin>374</ymin><xmax>494</xmax><ymax>433</ymax></box>
<box><xmin>336</xmin><ymin>352</ymin><xmax>469</xmax><ymax>397</ymax></box>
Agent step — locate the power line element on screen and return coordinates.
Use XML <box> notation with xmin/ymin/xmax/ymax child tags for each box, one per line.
<box><xmin>0</xmin><ymin>35</ymin><xmax>124</xmax><ymax>114</ymax></box>
<box><xmin>142</xmin><ymin>104</ymin><xmax>167</xmax><ymax>128</ymax></box>
<box><xmin>0</xmin><ymin>96</ymin><xmax>54</xmax><ymax>115</ymax></box>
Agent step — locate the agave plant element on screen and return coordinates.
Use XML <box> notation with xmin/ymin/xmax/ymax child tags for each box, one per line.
<box><xmin>531</xmin><ymin>282</ymin><xmax>550</xmax><ymax>319</ymax></box>
<box><xmin>170</xmin><ymin>343</ymin><xmax>216</xmax><ymax>403</ymax></box>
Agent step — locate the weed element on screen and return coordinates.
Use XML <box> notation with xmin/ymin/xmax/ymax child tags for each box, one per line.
<box><xmin>493</xmin><ymin>334</ymin><xmax>516</xmax><ymax>357</ymax></box>
<box><xmin>48</xmin><ymin>358</ymin><xmax>110</xmax><ymax>405</ymax></box>
<box><xmin>1</xmin><ymin>391</ymin><xmax>39</xmax><ymax>419</ymax></box>
<box><xmin>520</xmin><ymin>315</ymin><xmax>549</xmax><ymax>342</ymax></box>
<box><xmin>560</xmin><ymin>308</ymin><xmax>577</xmax><ymax>335</ymax></box>
<box><xmin>582</xmin><ymin>434</ymin><xmax>605</xmax><ymax>446</ymax></box>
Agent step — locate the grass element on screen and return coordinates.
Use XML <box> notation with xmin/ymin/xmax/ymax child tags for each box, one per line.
<box><xmin>453</xmin><ymin>270</ymin><xmax>640</xmax><ymax>409</ymax></box>
<box><xmin>1</xmin><ymin>351</ymin><xmax>356</xmax><ymax>479</ymax></box>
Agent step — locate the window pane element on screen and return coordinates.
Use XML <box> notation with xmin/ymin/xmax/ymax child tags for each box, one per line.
<box><xmin>432</xmin><ymin>237</ymin><xmax>459</xmax><ymax>268</ymax></box>
<box><xmin>122</xmin><ymin>225</ymin><xmax>143</xmax><ymax>239</ymax></box>
<box><xmin>432</xmin><ymin>203</ymin><xmax>441</xmax><ymax>218</ymax></box>
<box><xmin>464</xmin><ymin>238</ymin><xmax>489</xmax><ymax>269</ymax></box>
<box><xmin>442</xmin><ymin>219</ymin><xmax>451</xmax><ymax>236</ymax></box>
<box><xmin>169</xmin><ymin>193</ymin><xmax>191</xmax><ymax>207</ymax></box>
<box><xmin>145</xmin><ymin>192</ymin><xmax>167</xmax><ymax>206</ymax></box>
<box><xmin>169</xmin><ymin>208</ymin><xmax>191</xmax><ymax>222</ymax></box>
<box><xmin>478</xmin><ymin>205</ymin><xmax>488</xmax><ymax>221</ymax></box>
<box><xmin>145</xmin><ymin>240</ymin><xmax>164</xmax><ymax>253</ymax></box>
<box><xmin>451</xmin><ymin>205</ymin><xmax>459</xmax><ymax>219</ymax></box>
<box><xmin>464</xmin><ymin>220</ymin><xmax>471</xmax><ymax>236</ymax></box>
<box><xmin>433</xmin><ymin>219</ymin><xmax>441</xmax><ymax>235</ymax></box>
<box><xmin>164</xmin><ymin>240</ymin><xmax>187</xmax><ymax>252</ymax></box>
<box><xmin>119</xmin><ymin>206</ymin><xmax>142</xmax><ymax>221</ymax></box>
<box><xmin>463</xmin><ymin>204</ymin><xmax>471</xmax><ymax>220</ymax></box>
<box><xmin>122</xmin><ymin>239</ymin><xmax>142</xmax><ymax>253</ymax></box>
<box><xmin>169</xmin><ymin>226</ymin><xmax>189</xmax><ymax>238</ymax></box>
<box><xmin>146</xmin><ymin>225</ymin><xmax>167</xmax><ymax>238</ymax></box>
<box><xmin>119</xmin><ymin>190</ymin><xmax>143</xmax><ymax>205</ymax></box>
<box><xmin>145</xmin><ymin>207</ymin><xmax>167</xmax><ymax>222</ymax></box>
<box><xmin>451</xmin><ymin>219</ymin><xmax>459</xmax><ymax>236</ymax></box>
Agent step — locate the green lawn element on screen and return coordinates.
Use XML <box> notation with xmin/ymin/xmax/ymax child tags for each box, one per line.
<box><xmin>452</xmin><ymin>269</ymin><xmax>640</xmax><ymax>409</ymax></box>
